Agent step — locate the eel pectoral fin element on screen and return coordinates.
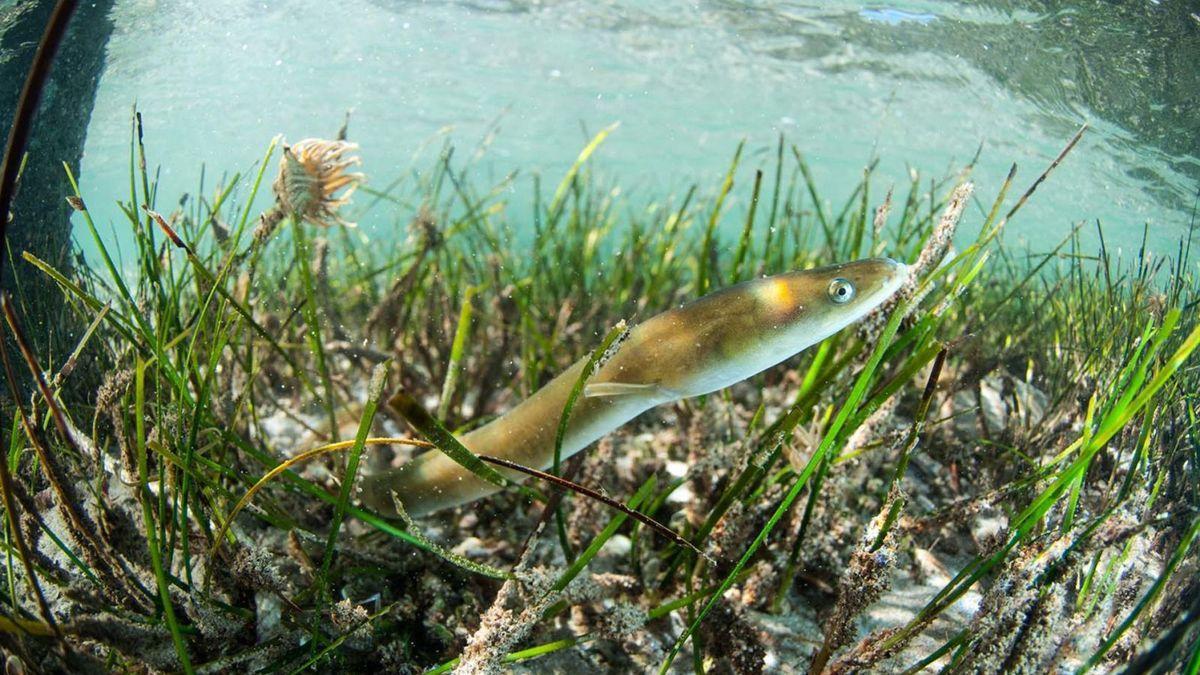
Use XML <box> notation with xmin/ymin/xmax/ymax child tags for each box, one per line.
<box><xmin>583</xmin><ymin>381</ymin><xmax>669</xmax><ymax>398</ymax></box>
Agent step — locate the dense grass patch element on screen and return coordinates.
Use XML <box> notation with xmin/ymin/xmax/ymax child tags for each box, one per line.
<box><xmin>0</xmin><ymin>114</ymin><xmax>1197</xmax><ymax>673</ymax></box>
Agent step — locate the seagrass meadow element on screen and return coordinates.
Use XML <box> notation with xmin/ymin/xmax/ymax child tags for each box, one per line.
<box><xmin>0</xmin><ymin>117</ymin><xmax>1198</xmax><ymax>674</ymax></box>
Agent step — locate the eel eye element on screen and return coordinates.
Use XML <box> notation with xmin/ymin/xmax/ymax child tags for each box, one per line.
<box><xmin>828</xmin><ymin>278</ymin><xmax>855</xmax><ymax>304</ymax></box>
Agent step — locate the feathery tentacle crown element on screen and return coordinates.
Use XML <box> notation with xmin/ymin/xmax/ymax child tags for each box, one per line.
<box><xmin>272</xmin><ymin>138</ymin><xmax>364</xmax><ymax>228</ymax></box>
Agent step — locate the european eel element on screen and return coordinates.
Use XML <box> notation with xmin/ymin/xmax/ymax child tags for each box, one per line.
<box><xmin>360</xmin><ymin>257</ymin><xmax>908</xmax><ymax>517</ymax></box>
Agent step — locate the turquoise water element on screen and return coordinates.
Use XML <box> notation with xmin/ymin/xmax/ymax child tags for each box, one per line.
<box><xmin>77</xmin><ymin>0</ymin><xmax>1198</xmax><ymax>264</ymax></box>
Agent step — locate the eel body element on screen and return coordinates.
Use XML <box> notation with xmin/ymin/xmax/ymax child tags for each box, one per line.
<box><xmin>360</xmin><ymin>257</ymin><xmax>908</xmax><ymax>517</ymax></box>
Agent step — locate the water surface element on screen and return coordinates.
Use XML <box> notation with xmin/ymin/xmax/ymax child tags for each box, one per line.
<box><xmin>78</xmin><ymin>1</ymin><xmax>1199</xmax><ymax>263</ymax></box>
